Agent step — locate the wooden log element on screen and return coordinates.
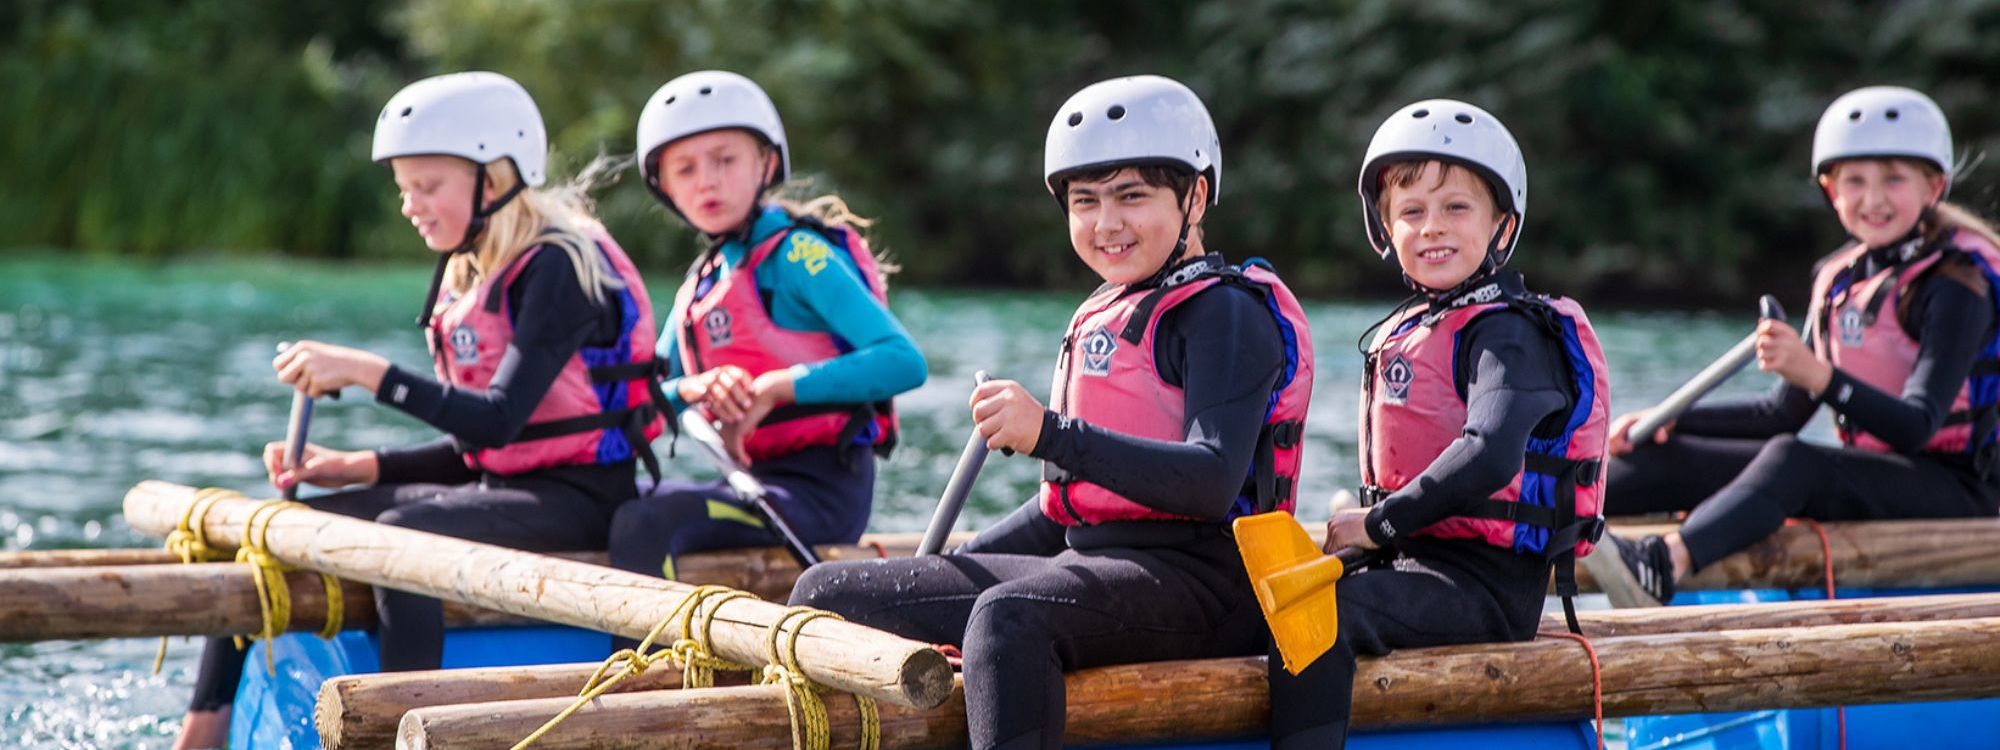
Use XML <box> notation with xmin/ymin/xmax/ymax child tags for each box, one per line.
<box><xmin>320</xmin><ymin>591</ymin><xmax>2000</xmax><ymax>748</ymax></box>
<box><xmin>0</xmin><ymin>563</ymin><xmax>536</xmax><ymax>641</ymax></box>
<box><xmin>0</xmin><ymin>548</ymin><xmax>179</xmax><ymax>568</ymax></box>
<box><xmin>1593</xmin><ymin>518</ymin><xmax>2000</xmax><ymax>592</ymax></box>
<box><xmin>122</xmin><ymin>481</ymin><xmax>951</xmax><ymax>709</ymax></box>
<box><xmin>397</xmin><ymin>616</ymin><xmax>2000</xmax><ymax>749</ymax></box>
<box><xmin>315</xmin><ymin>664</ymin><xmax>734</xmax><ymax>750</ymax></box>
<box><xmin>1547</xmin><ymin>590</ymin><xmax>2000</xmax><ymax>637</ymax></box>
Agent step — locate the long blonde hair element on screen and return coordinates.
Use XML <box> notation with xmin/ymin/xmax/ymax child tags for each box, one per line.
<box><xmin>762</xmin><ymin>159</ymin><xmax>899</xmax><ymax>277</ymax></box>
<box><xmin>445</xmin><ymin>157</ymin><xmax>624</xmax><ymax>304</ymax></box>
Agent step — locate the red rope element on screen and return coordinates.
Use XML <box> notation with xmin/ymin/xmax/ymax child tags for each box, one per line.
<box><xmin>867</xmin><ymin>540</ymin><xmax>888</xmax><ymax>559</ymax></box>
<box><xmin>1540</xmin><ymin>632</ymin><xmax>1605</xmax><ymax>750</ymax></box>
<box><xmin>1786</xmin><ymin>518</ymin><xmax>1845</xmax><ymax>750</ymax></box>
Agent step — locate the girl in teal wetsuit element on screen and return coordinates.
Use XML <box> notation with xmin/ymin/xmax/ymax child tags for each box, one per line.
<box><xmin>607</xmin><ymin>70</ymin><xmax>925</xmax><ymax>586</ymax></box>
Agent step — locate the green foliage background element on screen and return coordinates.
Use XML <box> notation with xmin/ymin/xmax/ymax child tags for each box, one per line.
<box><xmin>4</xmin><ymin>0</ymin><xmax>1998</xmax><ymax>303</ymax></box>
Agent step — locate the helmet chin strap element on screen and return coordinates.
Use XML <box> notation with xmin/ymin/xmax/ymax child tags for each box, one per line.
<box><xmin>1137</xmin><ymin>188</ymin><xmax>1200</xmax><ymax>288</ymax></box>
<box><xmin>1858</xmin><ymin>205</ymin><xmax>1937</xmax><ymax>253</ymax></box>
<box><xmin>699</xmin><ymin>152</ymin><xmax>781</xmax><ymax>248</ymax></box>
<box><xmin>415</xmin><ymin>163</ymin><xmax>527</xmax><ymax>328</ymax></box>
<box><xmin>1404</xmin><ymin>217</ymin><xmax>1512</xmax><ymax>299</ymax></box>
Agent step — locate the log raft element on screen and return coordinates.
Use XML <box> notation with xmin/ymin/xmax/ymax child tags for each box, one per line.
<box><xmin>321</xmin><ymin>592</ymin><xmax>2000</xmax><ymax>749</ymax></box>
<box><xmin>393</xmin><ymin>616</ymin><xmax>2000</xmax><ymax>749</ymax></box>
<box><xmin>122</xmin><ymin>481</ymin><xmax>952</xmax><ymax>709</ymax></box>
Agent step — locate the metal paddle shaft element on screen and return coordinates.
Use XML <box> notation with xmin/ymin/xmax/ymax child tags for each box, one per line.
<box><xmin>676</xmin><ymin>409</ymin><xmax>823</xmax><ymax>568</ymax></box>
<box><xmin>281</xmin><ymin>392</ymin><xmax>314</xmax><ymax>501</ymax></box>
<box><xmin>1627</xmin><ymin>295</ymin><xmax>1787</xmax><ymax>442</ymax></box>
<box><xmin>275</xmin><ymin>341</ymin><xmax>317</xmax><ymax>501</ymax></box>
<box><xmin>919</xmin><ymin>371</ymin><xmax>994</xmax><ymax>556</ymax></box>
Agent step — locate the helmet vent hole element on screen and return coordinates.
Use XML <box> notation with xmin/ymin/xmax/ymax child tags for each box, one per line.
<box><xmin>665</xmin><ymin>95</ymin><xmax>677</xmax><ymax>105</ymax></box>
<box><xmin>1068</xmin><ymin>112</ymin><xmax>1083</xmax><ymax>127</ymax></box>
<box><xmin>400</xmin><ymin>107</ymin><xmax>414</xmax><ymax>119</ymax></box>
<box><xmin>477</xmin><ymin>143</ymin><xmax>486</xmax><ymax>151</ymax></box>
<box><xmin>517</xmin><ymin>130</ymin><xmax>525</xmax><ymax>138</ymax></box>
<box><xmin>699</xmin><ymin>86</ymin><xmax>713</xmax><ymax>95</ymax></box>
<box><xmin>1849</xmin><ymin>110</ymin><xmax>1863</xmax><ymax>121</ymax></box>
<box><xmin>1886</xmin><ymin>108</ymin><xmax>1901</xmax><ymax>121</ymax></box>
<box><xmin>1412</xmin><ymin>109</ymin><xmax>1430</xmax><ymax>119</ymax></box>
<box><xmin>1107</xmin><ymin>105</ymin><xmax>1126</xmax><ymax>121</ymax></box>
<box><xmin>1455</xmin><ymin>113</ymin><xmax>1473</xmax><ymax>124</ymax></box>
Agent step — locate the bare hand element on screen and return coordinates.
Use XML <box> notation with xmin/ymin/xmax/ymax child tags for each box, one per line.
<box><xmin>1607</xmin><ymin>410</ymin><xmax>1674</xmax><ymax>456</ymax></box>
<box><xmin>970</xmin><ymin>379</ymin><xmax>1046</xmax><ymax>455</ymax></box>
<box><xmin>275</xmin><ymin>341</ymin><xmax>389</xmax><ymax>397</ymax></box>
<box><xmin>718</xmin><ymin>369</ymin><xmax>797</xmax><ymax>466</ymax></box>
<box><xmin>1323</xmin><ymin>508</ymin><xmax>1379</xmax><ymax>555</ymax></box>
<box><xmin>1754</xmin><ymin>319</ymin><xmax>1832</xmax><ymax>395</ymax></box>
<box><xmin>262</xmin><ymin>441</ymin><xmax>378</xmax><ymax>491</ymax></box>
<box><xmin>679</xmin><ymin>364</ymin><xmax>756</xmax><ymax>422</ymax></box>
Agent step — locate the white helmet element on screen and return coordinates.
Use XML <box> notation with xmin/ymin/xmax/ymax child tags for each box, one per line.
<box><xmin>1357</xmin><ymin>99</ymin><xmax>1527</xmax><ymax>265</ymax></box>
<box><xmin>636</xmin><ymin>70</ymin><xmax>790</xmax><ymax>207</ymax></box>
<box><xmin>1812</xmin><ymin>86</ymin><xmax>1953</xmax><ymax>195</ymax></box>
<box><xmin>372</xmin><ymin>71</ymin><xmax>547</xmax><ymax>187</ymax></box>
<box><xmin>1044</xmin><ymin>75</ymin><xmax>1220</xmax><ymax>205</ymax></box>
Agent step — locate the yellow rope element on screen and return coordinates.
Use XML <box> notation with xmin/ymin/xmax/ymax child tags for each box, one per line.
<box><xmin>762</xmin><ymin>606</ymin><xmax>880</xmax><ymax>750</ymax></box>
<box><xmin>152</xmin><ymin>489</ymin><xmax>345</xmax><ymax>676</ymax></box>
<box><xmin>510</xmin><ymin>585</ymin><xmax>759</xmax><ymax>750</ymax></box>
<box><xmin>153</xmin><ymin>488</ymin><xmax>234</xmax><ymax>675</ymax></box>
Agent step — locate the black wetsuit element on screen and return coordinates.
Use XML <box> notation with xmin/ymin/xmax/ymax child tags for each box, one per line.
<box><xmin>189</xmin><ymin>248</ymin><xmax>636</xmax><ymax>711</ymax></box>
<box><xmin>789</xmin><ymin>256</ymin><xmax>1283</xmax><ymax>750</ymax></box>
<box><xmin>1605</xmin><ymin>246</ymin><xmax>2000</xmax><ymax>570</ymax></box>
<box><xmin>1272</xmin><ymin>280</ymin><xmax>1577</xmax><ymax>749</ymax></box>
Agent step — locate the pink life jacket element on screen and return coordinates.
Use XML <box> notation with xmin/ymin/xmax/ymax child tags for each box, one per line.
<box><xmin>671</xmin><ymin>215</ymin><xmax>898</xmax><ymax>462</ymax></box>
<box><xmin>1358</xmin><ymin>273</ymin><xmax>1610</xmax><ymax>562</ymax></box>
<box><xmin>430</xmin><ymin>230</ymin><xmax>669</xmax><ymax>480</ymax></box>
<box><xmin>1809</xmin><ymin>228</ymin><xmax>2000</xmax><ymax>460</ymax></box>
<box><xmin>1040</xmin><ymin>257</ymin><xmax>1315</xmax><ymax>527</ymax></box>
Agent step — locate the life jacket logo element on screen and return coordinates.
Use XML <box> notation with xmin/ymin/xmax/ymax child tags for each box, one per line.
<box><xmin>1380</xmin><ymin>353</ymin><xmax>1415</xmax><ymax>405</ymax></box>
<box><xmin>449</xmin><ymin>325</ymin><xmax>480</xmax><ymax>364</ymax></box>
<box><xmin>703</xmin><ymin>309</ymin><xmax>734</xmax><ymax>347</ymax></box>
<box><xmin>1080</xmin><ymin>326</ymin><xmax>1117</xmax><ymax>377</ymax></box>
<box><xmin>1837</xmin><ymin>307</ymin><xmax>1864</xmax><ymax>347</ymax></box>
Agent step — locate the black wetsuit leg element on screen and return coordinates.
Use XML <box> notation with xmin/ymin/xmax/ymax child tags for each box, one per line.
<box><xmin>1677</xmin><ymin>435</ymin><xmax>2000</xmax><ymax>569</ymax></box>
<box><xmin>607</xmin><ymin>445</ymin><xmax>872</xmax><ymax>578</ymax></box>
<box><xmin>187</xmin><ymin>476</ymin><xmax>618</xmax><ymax>711</ymax></box>
<box><xmin>788</xmin><ymin>534</ymin><xmax>1264</xmax><ymax>750</ymax></box>
<box><xmin>1268</xmin><ymin>540</ymin><xmax>1548</xmax><ymax>750</ymax></box>
<box><xmin>1603</xmin><ymin>435</ymin><xmax>1767</xmax><ymax>516</ymax></box>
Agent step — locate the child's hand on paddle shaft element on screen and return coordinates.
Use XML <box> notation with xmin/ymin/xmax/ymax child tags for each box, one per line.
<box><xmin>718</xmin><ymin>369</ymin><xmax>796</xmax><ymax>466</ymax></box>
<box><xmin>1607</xmin><ymin>410</ymin><xmax>1675</xmax><ymax>456</ymax></box>
<box><xmin>262</xmin><ymin>441</ymin><xmax>378</xmax><ymax>490</ymax></box>
<box><xmin>1755</xmin><ymin>319</ymin><xmax>1832</xmax><ymax>395</ymax></box>
<box><xmin>971</xmin><ymin>379</ymin><xmax>1046</xmax><ymax>456</ymax></box>
<box><xmin>1323</xmin><ymin>509</ymin><xmax>1380</xmax><ymax>555</ymax></box>
<box><xmin>679</xmin><ymin>364</ymin><xmax>757</xmax><ymax>422</ymax></box>
<box><xmin>275</xmin><ymin>341</ymin><xmax>389</xmax><ymax>397</ymax></box>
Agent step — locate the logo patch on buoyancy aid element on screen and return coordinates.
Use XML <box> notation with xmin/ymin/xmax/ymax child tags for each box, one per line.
<box><xmin>1380</xmin><ymin>353</ymin><xmax>1415</xmax><ymax>404</ymax></box>
<box><xmin>1838</xmin><ymin>306</ymin><xmax>1865</xmax><ymax>346</ymax></box>
<box><xmin>703</xmin><ymin>308</ymin><xmax>734</xmax><ymax>347</ymax></box>
<box><xmin>449</xmin><ymin>325</ymin><xmax>480</xmax><ymax>364</ymax></box>
<box><xmin>1080</xmin><ymin>325</ymin><xmax>1117</xmax><ymax>377</ymax></box>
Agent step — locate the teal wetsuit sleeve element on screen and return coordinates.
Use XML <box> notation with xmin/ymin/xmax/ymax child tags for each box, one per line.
<box><xmin>656</xmin><ymin>324</ymin><xmax>692</xmax><ymax>416</ymax></box>
<box><xmin>760</xmin><ymin>229</ymin><xmax>927</xmax><ymax>404</ymax></box>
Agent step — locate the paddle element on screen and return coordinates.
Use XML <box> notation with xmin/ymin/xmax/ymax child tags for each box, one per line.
<box><xmin>274</xmin><ymin>341</ymin><xmax>336</xmax><ymax>501</ymax></box>
<box><xmin>1625</xmin><ymin>295</ymin><xmax>1787</xmax><ymax>444</ymax></box>
<box><xmin>280</xmin><ymin>391</ymin><xmax>314</xmax><ymax>501</ymax></box>
<box><xmin>1233</xmin><ymin>511</ymin><xmax>1343</xmax><ymax>676</ymax></box>
<box><xmin>676</xmin><ymin>409</ymin><xmax>823</xmax><ymax>569</ymax></box>
<box><xmin>918</xmin><ymin>371</ymin><xmax>993</xmax><ymax>557</ymax></box>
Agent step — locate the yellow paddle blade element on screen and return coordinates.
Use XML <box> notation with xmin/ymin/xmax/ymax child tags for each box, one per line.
<box><xmin>1233</xmin><ymin>512</ymin><xmax>1343</xmax><ymax>676</ymax></box>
